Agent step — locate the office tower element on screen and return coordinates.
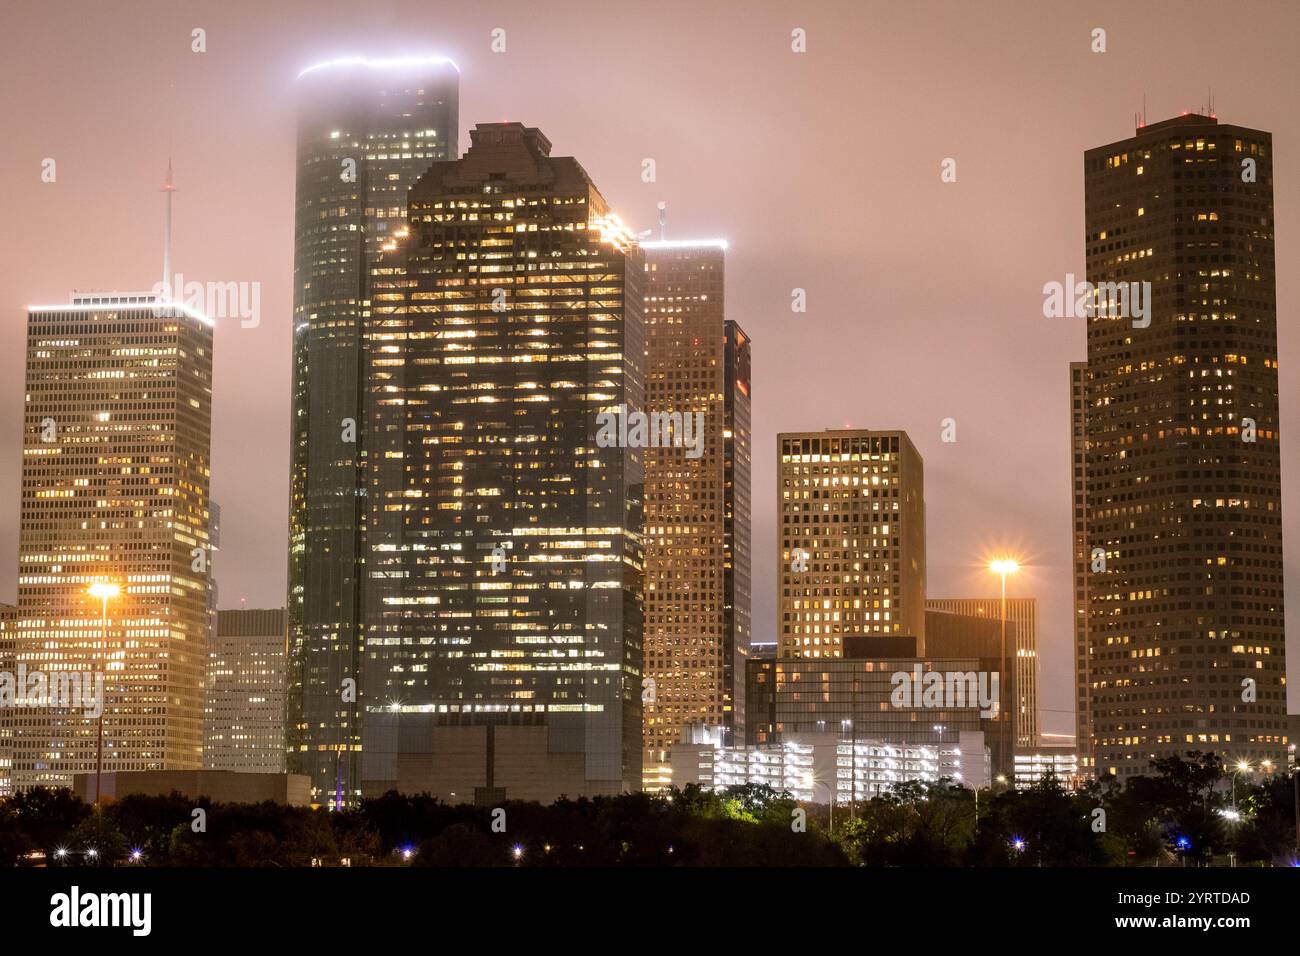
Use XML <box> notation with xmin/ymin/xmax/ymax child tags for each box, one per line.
<box><xmin>1080</xmin><ymin>114</ymin><xmax>1286</xmax><ymax>777</ymax></box>
<box><xmin>925</xmin><ymin>598</ymin><xmax>1039</xmax><ymax>747</ymax></box>
<box><xmin>0</xmin><ymin>604</ymin><xmax>16</xmax><ymax>797</ymax></box>
<box><xmin>640</xmin><ymin>239</ymin><xmax>752</xmax><ymax>787</ymax></box>
<box><xmin>204</xmin><ymin>608</ymin><xmax>288</xmax><ymax>773</ymax></box>
<box><xmin>1069</xmin><ymin>361</ymin><xmax>1093</xmax><ymax>772</ymax></box>
<box><xmin>287</xmin><ymin>56</ymin><xmax>459</xmax><ymax>806</ymax></box>
<box><xmin>11</xmin><ymin>292</ymin><xmax>214</xmax><ymax>790</ymax></box>
<box><xmin>361</xmin><ymin>122</ymin><xmax>644</xmax><ymax>802</ymax></box>
<box><xmin>778</xmin><ymin>430</ymin><xmax>925</xmax><ymax>659</ymax></box>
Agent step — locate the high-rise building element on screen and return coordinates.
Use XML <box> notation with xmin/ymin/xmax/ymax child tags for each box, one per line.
<box><xmin>11</xmin><ymin>292</ymin><xmax>214</xmax><ymax>790</ymax></box>
<box><xmin>925</xmin><ymin>598</ymin><xmax>1039</xmax><ymax>748</ymax></box>
<box><xmin>286</xmin><ymin>56</ymin><xmax>459</xmax><ymax>806</ymax></box>
<box><xmin>360</xmin><ymin>122</ymin><xmax>645</xmax><ymax>802</ymax></box>
<box><xmin>1069</xmin><ymin>361</ymin><xmax>1093</xmax><ymax>772</ymax></box>
<box><xmin>778</xmin><ymin>430</ymin><xmax>926</xmax><ymax>659</ymax></box>
<box><xmin>0</xmin><ymin>604</ymin><xmax>17</xmax><ymax>797</ymax></box>
<box><xmin>204</xmin><ymin>608</ymin><xmax>288</xmax><ymax>774</ymax></box>
<box><xmin>640</xmin><ymin>239</ymin><xmax>752</xmax><ymax>788</ymax></box>
<box><xmin>1078</xmin><ymin>114</ymin><xmax>1287</xmax><ymax>778</ymax></box>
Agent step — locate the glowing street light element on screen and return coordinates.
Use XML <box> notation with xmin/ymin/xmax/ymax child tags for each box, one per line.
<box><xmin>87</xmin><ymin>581</ymin><xmax>120</xmax><ymax>807</ymax></box>
<box><xmin>987</xmin><ymin>559</ymin><xmax>1020</xmax><ymax>778</ymax></box>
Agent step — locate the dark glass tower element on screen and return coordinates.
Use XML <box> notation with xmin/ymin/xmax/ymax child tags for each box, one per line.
<box><xmin>361</xmin><ymin>123</ymin><xmax>644</xmax><ymax>801</ymax></box>
<box><xmin>1079</xmin><ymin>114</ymin><xmax>1287</xmax><ymax>778</ymax></box>
<box><xmin>287</xmin><ymin>57</ymin><xmax>459</xmax><ymax>806</ymax></box>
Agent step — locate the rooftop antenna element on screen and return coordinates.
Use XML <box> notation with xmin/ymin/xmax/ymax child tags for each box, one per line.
<box><xmin>161</xmin><ymin>155</ymin><xmax>177</xmax><ymax>294</ymax></box>
<box><xmin>657</xmin><ymin>201</ymin><xmax>666</xmax><ymax>241</ymax></box>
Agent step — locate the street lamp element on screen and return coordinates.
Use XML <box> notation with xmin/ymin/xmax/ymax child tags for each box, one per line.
<box><xmin>87</xmin><ymin>581</ymin><xmax>120</xmax><ymax>807</ymax></box>
<box><xmin>1226</xmin><ymin>759</ymin><xmax>1253</xmax><ymax>869</ymax></box>
<box><xmin>987</xmin><ymin>559</ymin><xmax>1019</xmax><ymax>779</ymax></box>
<box><xmin>802</xmin><ymin>773</ymin><xmax>835</xmax><ymax>832</ymax></box>
<box><xmin>1231</xmin><ymin>759</ymin><xmax>1251</xmax><ymax>813</ymax></box>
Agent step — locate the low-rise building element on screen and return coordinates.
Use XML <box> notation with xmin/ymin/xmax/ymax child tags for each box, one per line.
<box><xmin>72</xmin><ymin>769</ymin><xmax>310</xmax><ymax>806</ymax></box>
<box><xmin>1013</xmin><ymin>746</ymin><xmax>1082</xmax><ymax>790</ymax></box>
<box><xmin>671</xmin><ymin>730</ymin><xmax>989</xmax><ymax>801</ymax></box>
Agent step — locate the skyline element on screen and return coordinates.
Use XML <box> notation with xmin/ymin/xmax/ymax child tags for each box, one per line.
<box><xmin>3</xmin><ymin>0</ymin><xmax>1300</xmax><ymax>744</ymax></box>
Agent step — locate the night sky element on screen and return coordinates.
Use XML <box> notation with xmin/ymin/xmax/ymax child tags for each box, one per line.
<box><xmin>3</xmin><ymin>0</ymin><xmax>1298</xmax><ymax>735</ymax></box>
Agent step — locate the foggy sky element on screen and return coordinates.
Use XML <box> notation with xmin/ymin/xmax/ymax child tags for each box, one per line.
<box><xmin>3</xmin><ymin>0</ymin><xmax>1298</xmax><ymax>735</ymax></box>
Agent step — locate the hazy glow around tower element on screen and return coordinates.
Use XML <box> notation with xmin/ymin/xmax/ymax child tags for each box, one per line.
<box><xmin>297</xmin><ymin>55</ymin><xmax>461</xmax><ymax>79</ymax></box>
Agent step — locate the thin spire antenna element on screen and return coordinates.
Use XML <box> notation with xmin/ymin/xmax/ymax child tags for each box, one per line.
<box><xmin>161</xmin><ymin>156</ymin><xmax>176</xmax><ymax>293</ymax></box>
<box><xmin>657</xmin><ymin>201</ymin><xmax>666</xmax><ymax>241</ymax></box>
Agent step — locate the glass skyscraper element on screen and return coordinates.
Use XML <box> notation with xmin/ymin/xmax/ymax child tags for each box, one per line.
<box><xmin>286</xmin><ymin>57</ymin><xmax>459</xmax><ymax>806</ymax></box>
<box><xmin>360</xmin><ymin>123</ymin><xmax>644</xmax><ymax>802</ymax></box>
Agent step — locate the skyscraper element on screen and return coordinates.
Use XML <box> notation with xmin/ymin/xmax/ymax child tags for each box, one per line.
<box><xmin>204</xmin><ymin>608</ymin><xmax>288</xmax><ymax>774</ymax></box>
<box><xmin>0</xmin><ymin>604</ymin><xmax>17</xmax><ymax>797</ymax></box>
<box><xmin>11</xmin><ymin>292</ymin><xmax>214</xmax><ymax>790</ymax></box>
<box><xmin>1078</xmin><ymin>114</ymin><xmax>1287</xmax><ymax>778</ymax></box>
<box><xmin>360</xmin><ymin>122</ymin><xmax>644</xmax><ymax>802</ymax></box>
<box><xmin>1069</xmin><ymin>361</ymin><xmax>1093</xmax><ymax>772</ymax></box>
<box><xmin>778</xmin><ymin>430</ymin><xmax>926</xmax><ymax>659</ymax></box>
<box><xmin>286</xmin><ymin>57</ymin><xmax>459</xmax><ymax>805</ymax></box>
<box><xmin>640</xmin><ymin>239</ymin><xmax>752</xmax><ymax>788</ymax></box>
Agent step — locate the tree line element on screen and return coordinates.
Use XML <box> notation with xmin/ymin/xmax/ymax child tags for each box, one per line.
<box><xmin>0</xmin><ymin>752</ymin><xmax>1294</xmax><ymax>866</ymax></box>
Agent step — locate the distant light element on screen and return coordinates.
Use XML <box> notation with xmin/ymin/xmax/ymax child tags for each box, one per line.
<box><xmin>1236</xmin><ymin>760</ymin><xmax>1251</xmax><ymax>772</ymax></box>
<box><xmin>400</xmin><ymin>847</ymin><xmax>414</xmax><ymax>861</ymax></box>
<box><xmin>640</xmin><ymin>239</ymin><xmax>729</xmax><ymax>251</ymax></box>
<box><xmin>297</xmin><ymin>55</ymin><xmax>461</xmax><ymax>80</ymax></box>
<box><xmin>129</xmin><ymin>849</ymin><xmax>143</xmax><ymax>862</ymax></box>
<box><xmin>989</xmin><ymin>559</ymin><xmax>1020</xmax><ymax>576</ymax></box>
<box><xmin>512</xmin><ymin>844</ymin><xmax>524</xmax><ymax>860</ymax></box>
<box><xmin>88</xmin><ymin>582</ymin><xmax>120</xmax><ymax>600</ymax></box>
<box><xmin>1011</xmin><ymin>837</ymin><xmax>1026</xmax><ymax>851</ymax></box>
<box><xmin>86</xmin><ymin>848</ymin><xmax>98</xmax><ymax>858</ymax></box>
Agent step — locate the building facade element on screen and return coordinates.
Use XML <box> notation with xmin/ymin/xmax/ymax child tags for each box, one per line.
<box><xmin>359</xmin><ymin>123</ymin><xmax>645</xmax><ymax>802</ymax></box>
<box><xmin>925</xmin><ymin>598</ymin><xmax>1039</xmax><ymax>748</ymax></box>
<box><xmin>671</xmin><ymin>731</ymin><xmax>989</xmax><ymax>802</ymax></box>
<box><xmin>778</xmin><ymin>430</ymin><xmax>926</xmax><ymax>659</ymax></box>
<box><xmin>0</xmin><ymin>604</ymin><xmax>17</xmax><ymax>796</ymax></box>
<box><xmin>1079</xmin><ymin>114</ymin><xmax>1288</xmax><ymax>777</ymax></box>
<box><xmin>204</xmin><ymin>608</ymin><xmax>288</xmax><ymax>773</ymax></box>
<box><xmin>745</xmin><ymin>655</ymin><xmax>991</xmax><ymax>751</ymax></box>
<box><xmin>287</xmin><ymin>57</ymin><xmax>459</xmax><ymax>806</ymax></box>
<box><xmin>641</xmin><ymin>239</ymin><xmax>752</xmax><ymax>787</ymax></box>
<box><xmin>1013</xmin><ymin>746</ymin><xmax>1081</xmax><ymax>790</ymax></box>
<box><xmin>11</xmin><ymin>292</ymin><xmax>214</xmax><ymax>790</ymax></box>
<box><xmin>1069</xmin><ymin>361</ymin><xmax>1093</xmax><ymax>772</ymax></box>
